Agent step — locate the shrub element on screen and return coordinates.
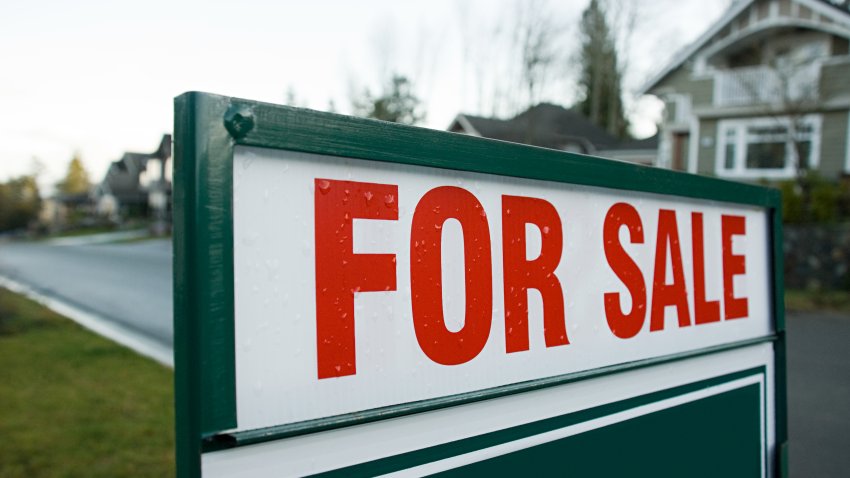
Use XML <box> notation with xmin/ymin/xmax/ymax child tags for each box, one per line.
<box><xmin>778</xmin><ymin>174</ymin><xmax>846</xmax><ymax>224</ymax></box>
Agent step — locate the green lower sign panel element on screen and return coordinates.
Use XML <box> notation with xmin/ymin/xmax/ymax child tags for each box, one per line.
<box><xmin>435</xmin><ymin>385</ymin><xmax>761</xmax><ymax>478</ymax></box>
<box><xmin>314</xmin><ymin>379</ymin><xmax>763</xmax><ymax>478</ymax></box>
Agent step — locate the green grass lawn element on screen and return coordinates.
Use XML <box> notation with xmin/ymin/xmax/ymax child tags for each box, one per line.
<box><xmin>0</xmin><ymin>287</ymin><xmax>174</xmax><ymax>477</ymax></box>
<box><xmin>41</xmin><ymin>225</ymin><xmax>118</xmax><ymax>239</ymax></box>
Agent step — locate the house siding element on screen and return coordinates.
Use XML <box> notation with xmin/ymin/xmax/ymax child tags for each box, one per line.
<box><xmin>697</xmin><ymin>119</ymin><xmax>718</xmax><ymax>175</ymax></box>
<box><xmin>833</xmin><ymin>37</ymin><xmax>849</xmax><ymax>56</ymax></box>
<box><xmin>820</xmin><ymin>61</ymin><xmax>850</xmax><ymax>101</ymax></box>
<box><xmin>820</xmin><ymin>110</ymin><xmax>849</xmax><ymax>177</ymax></box>
<box><xmin>756</xmin><ymin>0</ymin><xmax>769</xmax><ymax>21</ymax></box>
<box><xmin>654</xmin><ymin>66</ymin><xmax>714</xmax><ymax>107</ymax></box>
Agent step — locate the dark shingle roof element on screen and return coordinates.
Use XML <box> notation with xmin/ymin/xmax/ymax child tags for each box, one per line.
<box><xmin>456</xmin><ymin>103</ymin><xmax>656</xmax><ymax>153</ymax></box>
<box><xmin>604</xmin><ymin>134</ymin><xmax>659</xmax><ymax>151</ymax></box>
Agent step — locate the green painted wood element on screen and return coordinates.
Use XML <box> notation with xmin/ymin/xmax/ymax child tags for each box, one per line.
<box><xmin>310</xmin><ymin>368</ymin><xmax>765</xmax><ymax>477</ymax></box>
<box><xmin>174</xmin><ymin>92</ymin><xmax>239</xmax><ymax>478</ymax></box>
<box><xmin>433</xmin><ymin>384</ymin><xmax>761</xmax><ymax>478</ymax></box>
<box><xmin>192</xmin><ymin>94</ymin><xmax>237</xmax><ymax>436</ymax></box>
<box><xmin>771</xmin><ymin>202</ymin><xmax>789</xmax><ymax>477</ymax></box>
<box><xmin>174</xmin><ymin>91</ymin><xmax>202</xmax><ymax>478</ymax></box>
<box><xmin>222</xmin><ymin>95</ymin><xmax>776</xmax><ymax>208</ymax></box>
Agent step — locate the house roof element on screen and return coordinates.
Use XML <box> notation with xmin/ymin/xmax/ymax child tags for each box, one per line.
<box><xmin>97</xmin><ymin>134</ymin><xmax>172</xmax><ymax>202</ymax></box>
<box><xmin>450</xmin><ymin>103</ymin><xmax>657</xmax><ymax>153</ymax></box>
<box><xmin>604</xmin><ymin>135</ymin><xmax>661</xmax><ymax>151</ymax></box>
<box><xmin>639</xmin><ymin>0</ymin><xmax>850</xmax><ymax>95</ymax></box>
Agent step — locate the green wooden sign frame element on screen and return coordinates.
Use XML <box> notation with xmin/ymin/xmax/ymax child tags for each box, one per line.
<box><xmin>173</xmin><ymin>91</ymin><xmax>788</xmax><ymax>477</ymax></box>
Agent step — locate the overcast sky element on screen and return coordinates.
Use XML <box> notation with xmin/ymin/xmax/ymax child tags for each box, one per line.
<box><xmin>0</xmin><ymin>0</ymin><xmax>731</xmax><ymax>191</ymax></box>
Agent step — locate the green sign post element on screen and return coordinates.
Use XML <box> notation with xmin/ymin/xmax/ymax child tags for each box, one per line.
<box><xmin>174</xmin><ymin>92</ymin><xmax>787</xmax><ymax>477</ymax></box>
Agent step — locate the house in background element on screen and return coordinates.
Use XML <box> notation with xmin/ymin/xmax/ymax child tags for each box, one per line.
<box><xmin>448</xmin><ymin>103</ymin><xmax>658</xmax><ymax>166</ymax></box>
<box><xmin>94</xmin><ymin>134</ymin><xmax>172</xmax><ymax>225</ymax></box>
<box><xmin>640</xmin><ymin>0</ymin><xmax>850</xmax><ymax>181</ymax></box>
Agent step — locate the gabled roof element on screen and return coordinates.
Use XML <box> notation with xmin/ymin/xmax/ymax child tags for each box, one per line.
<box><xmin>449</xmin><ymin>103</ymin><xmax>656</xmax><ymax>153</ymax></box>
<box><xmin>640</xmin><ymin>0</ymin><xmax>850</xmax><ymax>95</ymax></box>
<box><xmin>603</xmin><ymin>135</ymin><xmax>661</xmax><ymax>152</ymax></box>
<box><xmin>97</xmin><ymin>134</ymin><xmax>172</xmax><ymax>202</ymax></box>
<box><xmin>448</xmin><ymin>103</ymin><xmax>658</xmax><ymax>153</ymax></box>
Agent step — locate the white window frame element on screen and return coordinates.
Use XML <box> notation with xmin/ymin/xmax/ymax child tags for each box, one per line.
<box><xmin>715</xmin><ymin>115</ymin><xmax>822</xmax><ymax>180</ymax></box>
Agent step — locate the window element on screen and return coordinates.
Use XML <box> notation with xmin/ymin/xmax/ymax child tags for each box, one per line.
<box><xmin>716</xmin><ymin>116</ymin><xmax>821</xmax><ymax>179</ymax></box>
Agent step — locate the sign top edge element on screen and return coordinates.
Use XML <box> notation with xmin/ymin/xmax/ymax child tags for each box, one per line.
<box><xmin>176</xmin><ymin>91</ymin><xmax>780</xmax><ymax>209</ymax></box>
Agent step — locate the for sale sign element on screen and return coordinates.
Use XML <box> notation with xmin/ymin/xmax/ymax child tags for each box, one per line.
<box><xmin>174</xmin><ymin>92</ymin><xmax>787</xmax><ymax>477</ymax></box>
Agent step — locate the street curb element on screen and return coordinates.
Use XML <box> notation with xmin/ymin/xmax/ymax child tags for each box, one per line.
<box><xmin>0</xmin><ymin>275</ymin><xmax>173</xmax><ymax>368</ymax></box>
<box><xmin>43</xmin><ymin>229</ymin><xmax>150</xmax><ymax>247</ymax></box>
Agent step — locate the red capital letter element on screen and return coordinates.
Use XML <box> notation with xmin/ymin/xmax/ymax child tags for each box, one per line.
<box><xmin>692</xmin><ymin>212</ymin><xmax>721</xmax><ymax>325</ymax></box>
<box><xmin>722</xmin><ymin>215</ymin><xmax>749</xmax><ymax>320</ymax></box>
<box><xmin>314</xmin><ymin>179</ymin><xmax>398</xmax><ymax>379</ymax></box>
<box><xmin>410</xmin><ymin>186</ymin><xmax>492</xmax><ymax>366</ymax></box>
<box><xmin>650</xmin><ymin>209</ymin><xmax>692</xmax><ymax>331</ymax></box>
<box><xmin>502</xmin><ymin>195</ymin><xmax>567</xmax><ymax>353</ymax></box>
<box><xmin>603</xmin><ymin>202</ymin><xmax>647</xmax><ymax>339</ymax></box>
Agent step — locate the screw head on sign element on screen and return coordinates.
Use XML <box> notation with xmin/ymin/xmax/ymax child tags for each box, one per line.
<box><xmin>224</xmin><ymin>105</ymin><xmax>255</xmax><ymax>139</ymax></box>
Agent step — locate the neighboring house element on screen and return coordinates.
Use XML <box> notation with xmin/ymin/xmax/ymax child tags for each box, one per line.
<box><xmin>38</xmin><ymin>193</ymin><xmax>91</xmax><ymax>231</ymax></box>
<box><xmin>94</xmin><ymin>134</ymin><xmax>172</xmax><ymax>221</ymax></box>
<box><xmin>640</xmin><ymin>0</ymin><xmax>850</xmax><ymax>181</ymax></box>
<box><xmin>448</xmin><ymin>103</ymin><xmax>658</xmax><ymax>166</ymax></box>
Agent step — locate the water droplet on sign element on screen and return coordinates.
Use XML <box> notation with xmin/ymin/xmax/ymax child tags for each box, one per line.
<box><xmin>318</xmin><ymin>179</ymin><xmax>331</xmax><ymax>194</ymax></box>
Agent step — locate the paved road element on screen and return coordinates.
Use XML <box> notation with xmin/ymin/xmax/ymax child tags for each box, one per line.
<box><xmin>787</xmin><ymin>312</ymin><xmax>850</xmax><ymax>477</ymax></box>
<box><xmin>0</xmin><ymin>238</ymin><xmax>847</xmax><ymax>475</ymax></box>
<box><xmin>0</xmin><ymin>238</ymin><xmax>172</xmax><ymax>346</ymax></box>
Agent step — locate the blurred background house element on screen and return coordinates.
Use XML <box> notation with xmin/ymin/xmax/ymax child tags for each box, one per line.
<box><xmin>448</xmin><ymin>103</ymin><xmax>658</xmax><ymax>165</ymax></box>
<box><xmin>640</xmin><ymin>0</ymin><xmax>850</xmax><ymax>181</ymax></box>
<box><xmin>93</xmin><ymin>135</ymin><xmax>172</xmax><ymax>233</ymax></box>
<box><xmin>30</xmin><ymin>135</ymin><xmax>172</xmax><ymax>235</ymax></box>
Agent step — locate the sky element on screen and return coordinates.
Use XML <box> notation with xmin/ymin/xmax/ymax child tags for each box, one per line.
<box><xmin>0</xmin><ymin>0</ymin><xmax>732</xmax><ymax>192</ymax></box>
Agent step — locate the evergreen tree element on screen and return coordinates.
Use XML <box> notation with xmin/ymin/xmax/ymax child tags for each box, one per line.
<box><xmin>351</xmin><ymin>74</ymin><xmax>425</xmax><ymax>125</ymax></box>
<box><xmin>577</xmin><ymin>0</ymin><xmax>629</xmax><ymax>138</ymax></box>
<box><xmin>56</xmin><ymin>154</ymin><xmax>91</xmax><ymax>196</ymax></box>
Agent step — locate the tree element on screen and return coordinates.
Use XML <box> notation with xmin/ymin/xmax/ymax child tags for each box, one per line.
<box><xmin>0</xmin><ymin>175</ymin><xmax>41</xmax><ymax>232</ymax></box>
<box><xmin>56</xmin><ymin>154</ymin><xmax>91</xmax><ymax>196</ymax></box>
<box><xmin>351</xmin><ymin>74</ymin><xmax>425</xmax><ymax>125</ymax></box>
<box><xmin>513</xmin><ymin>0</ymin><xmax>560</xmax><ymax>111</ymax></box>
<box><xmin>455</xmin><ymin>0</ymin><xmax>566</xmax><ymax>118</ymax></box>
<box><xmin>576</xmin><ymin>0</ymin><xmax>630</xmax><ymax>138</ymax></box>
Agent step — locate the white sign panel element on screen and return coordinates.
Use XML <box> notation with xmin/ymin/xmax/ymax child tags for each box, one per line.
<box><xmin>232</xmin><ymin>145</ymin><xmax>772</xmax><ymax>433</ymax></box>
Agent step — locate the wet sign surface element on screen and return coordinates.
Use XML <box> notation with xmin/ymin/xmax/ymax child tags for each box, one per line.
<box><xmin>174</xmin><ymin>92</ymin><xmax>787</xmax><ymax>477</ymax></box>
